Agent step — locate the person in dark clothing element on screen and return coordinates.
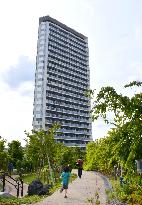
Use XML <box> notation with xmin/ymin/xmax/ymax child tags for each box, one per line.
<box><xmin>78</xmin><ymin>167</ymin><xmax>82</xmax><ymax>178</ymax></box>
<box><xmin>76</xmin><ymin>159</ymin><xmax>83</xmax><ymax>178</ymax></box>
<box><xmin>8</xmin><ymin>162</ymin><xmax>14</xmax><ymax>176</ymax></box>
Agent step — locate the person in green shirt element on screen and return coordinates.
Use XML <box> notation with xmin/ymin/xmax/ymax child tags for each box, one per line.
<box><xmin>60</xmin><ymin>166</ymin><xmax>71</xmax><ymax>198</ymax></box>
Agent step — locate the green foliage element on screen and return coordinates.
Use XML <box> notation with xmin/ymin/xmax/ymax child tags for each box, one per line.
<box><xmin>0</xmin><ymin>195</ymin><xmax>45</xmax><ymax>205</ymax></box>
<box><xmin>124</xmin><ymin>80</ymin><xmax>142</xmax><ymax>88</ymax></box>
<box><xmin>24</xmin><ymin>123</ymin><xmax>60</xmax><ymax>179</ymax></box>
<box><xmin>22</xmin><ymin>173</ymin><xmax>37</xmax><ymax>184</ymax></box>
<box><xmin>0</xmin><ymin>138</ymin><xmax>8</xmax><ymax>171</ymax></box>
<box><xmin>108</xmin><ymin>176</ymin><xmax>142</xmax><ymax>204</ymax></box>
<box><xmin>85</xmin><ymin>81</ymin><xmax>142</xmax><ymax>173</ymax></box>
<box><xmin>86</xmin><ymin>192</ymin><xmax>100</xmax><ymax>205</ymax></box>
<box><xmin>7</xmin><ymin>140</ymin><xmax>24</xmax><ymax>167</ymax></box>
<box><xmin>60</xmin><ymin>146</ymin><xmax>85</xmax><ymax>168</ymax></box>
<box><xmin>84</xmin><ymin>138</ymin><xmax>114</xmax><ymax>174</ymax></box>
<box><xmin>95</xmin><ymin>199</ymin><xmax>100</xmax><ymax>205</ymax></box>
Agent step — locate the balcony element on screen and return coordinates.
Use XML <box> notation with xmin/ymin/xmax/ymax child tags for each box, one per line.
<box><xmin>64</xmin><ymin>143</ymin><xmax>86</xmax><ymax>148</ymax></box>
<box><xmin>54</xmin><ymin>135</ymin><xmax>91</xmax><ymax>141</ymax></box>
<box><xmin>45</xmin><ymin>114</ymin><xmax>89</xmax><ymax>123</ymax></box>
<box><xmin>56</xmin><ymin>128</ymin><xmax>91</xmax><ymax>135</ymax></box>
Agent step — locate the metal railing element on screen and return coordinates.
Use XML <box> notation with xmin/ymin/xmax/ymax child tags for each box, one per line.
<box><xmin>0</xmin><ymin>172</ymin><xmax>23</xmax><ymax>198</ymax></box>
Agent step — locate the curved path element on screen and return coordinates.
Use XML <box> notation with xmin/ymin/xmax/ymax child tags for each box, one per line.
<box><xmin>33</xmin><ymin>170</ymin><xmax>108</xmax><ymax>205</ymax></box>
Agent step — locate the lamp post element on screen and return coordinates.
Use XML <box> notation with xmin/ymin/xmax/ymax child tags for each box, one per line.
<box><xmin>135</xmin><ymin>160</ymin><xmax>142</xmax><ymax>174</ymax></box>
<box><xmin>135</xmin><ymin>160</ymin><xmax>142</xmax><ymax>187</ymax></box>
<box><xmin>114</xmin><ymin>165</ymin><xmax>117</xmax><ymax>180</ymax></box>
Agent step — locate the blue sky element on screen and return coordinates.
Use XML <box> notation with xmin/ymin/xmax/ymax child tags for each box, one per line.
<box><xmin>0</xmin><ymin>0</ymin><xmax>142</xmax><ymax>144</ymax></box>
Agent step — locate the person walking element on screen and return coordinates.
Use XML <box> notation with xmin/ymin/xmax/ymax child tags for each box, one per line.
<box><xmin>60</xmin><ymin>166</ymin><xmax>71</xmax><ymax>198</ymax></box>
<box><xmin>8</xmin><ymin>162</ymin><xmax>14</xmax><ymax>176</ymax></box>
<box><xmin>76</xmin><ymin>159</ymin><xmax>83</xmax><ymax>178</ymax></box>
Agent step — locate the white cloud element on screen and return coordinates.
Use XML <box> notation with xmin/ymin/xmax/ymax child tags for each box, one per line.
<box><xmin>0</xmin><ymin>81</ymin><xmax>33</xmax><ymax>145</ymax></box>
<box><xmin>1</xmin><ymin>56</ymin><xmax>35</xmax><ymax>89</ymax></box>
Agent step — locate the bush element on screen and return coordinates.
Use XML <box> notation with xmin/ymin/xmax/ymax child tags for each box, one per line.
<box><xmin>0</xmin><ymin>195</ymin><xmax>43</xmax><ymax>205</ymax></box>
<box><xmin>108</xmin><ymin>175</ymin><xmax>142</xmax><ymax>204</ymax></box>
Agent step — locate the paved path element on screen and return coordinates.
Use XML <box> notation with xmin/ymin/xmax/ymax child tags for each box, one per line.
<box><xmin>33</xmin><ymin>170</ymin><xmax>107</xmax><ymax>205</ymax></box>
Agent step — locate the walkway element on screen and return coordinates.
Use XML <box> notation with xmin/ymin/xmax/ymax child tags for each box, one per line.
<box><xmin>33</xmin><ymin>170</ymin><xmax>108</xmax><ymax>205</ymax></box>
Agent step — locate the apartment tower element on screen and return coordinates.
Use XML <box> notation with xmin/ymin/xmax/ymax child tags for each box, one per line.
<box><xmin>33</xmin><ymin>16</ymin><xmax>92</xmax><ymax>148</ymax></box>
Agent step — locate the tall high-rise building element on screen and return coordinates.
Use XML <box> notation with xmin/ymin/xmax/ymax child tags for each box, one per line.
<box><xmin>33</xmin><ymin>16</ymin><xmax>92</xmax><ymax>148</ymax></box>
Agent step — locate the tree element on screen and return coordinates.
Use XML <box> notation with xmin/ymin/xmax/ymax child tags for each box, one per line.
<box><xmin>25</xmin><ymin>123</ymin><xmax>60</xmax><ymax>181</ymax></box>
<box><xmin>8</xmin><ymin>140</ymin><xmax>24</xmax><ymax>167</ymax></box>
<box><xmin>0</xmin><ymin>138</ymin><xmax>8</xmax><ymax>171</ymax></box>
<box><xmin>85</xmin><ymin>81</ymin><xmax>142</xmax><ymax>173</ymax></box>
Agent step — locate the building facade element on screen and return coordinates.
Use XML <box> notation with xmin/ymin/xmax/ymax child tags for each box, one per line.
<box><xmin>33</xmin><ymin>16</ymin><xmax>92</xmax><ymax>148</ymax></box>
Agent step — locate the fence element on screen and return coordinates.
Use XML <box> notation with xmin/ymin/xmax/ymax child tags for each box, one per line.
<box><xmin>0</xmin><ymin>172</ymin><xmax>23</xmax><ymax>198</ymax></box>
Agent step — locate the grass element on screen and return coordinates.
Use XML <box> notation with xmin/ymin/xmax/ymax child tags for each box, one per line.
<box><xmin>0</xmin><ymin>195</ymin><xmax>46</xmax><ymax>205</ymax></box>
<box><xmin>17</xmin><ymin>172</ymin><xmax>52</xmax><ymax>185</ymax></box>
<box><xmin>22</xmin><ymin>173</ymin><xmax>37</xmax><ymax>184</ymax></box>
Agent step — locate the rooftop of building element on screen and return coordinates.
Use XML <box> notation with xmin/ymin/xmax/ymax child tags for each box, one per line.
<box><xmin>39</xmin><ymin>15</ymin><xmax>87</xmax><ymax>40</ymax></box>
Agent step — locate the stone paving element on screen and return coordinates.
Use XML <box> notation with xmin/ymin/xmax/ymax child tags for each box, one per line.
<box><xmin>33</xmin><ymin>170</ymin><xmax>107</xmax><ymax>205</ymax></box>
